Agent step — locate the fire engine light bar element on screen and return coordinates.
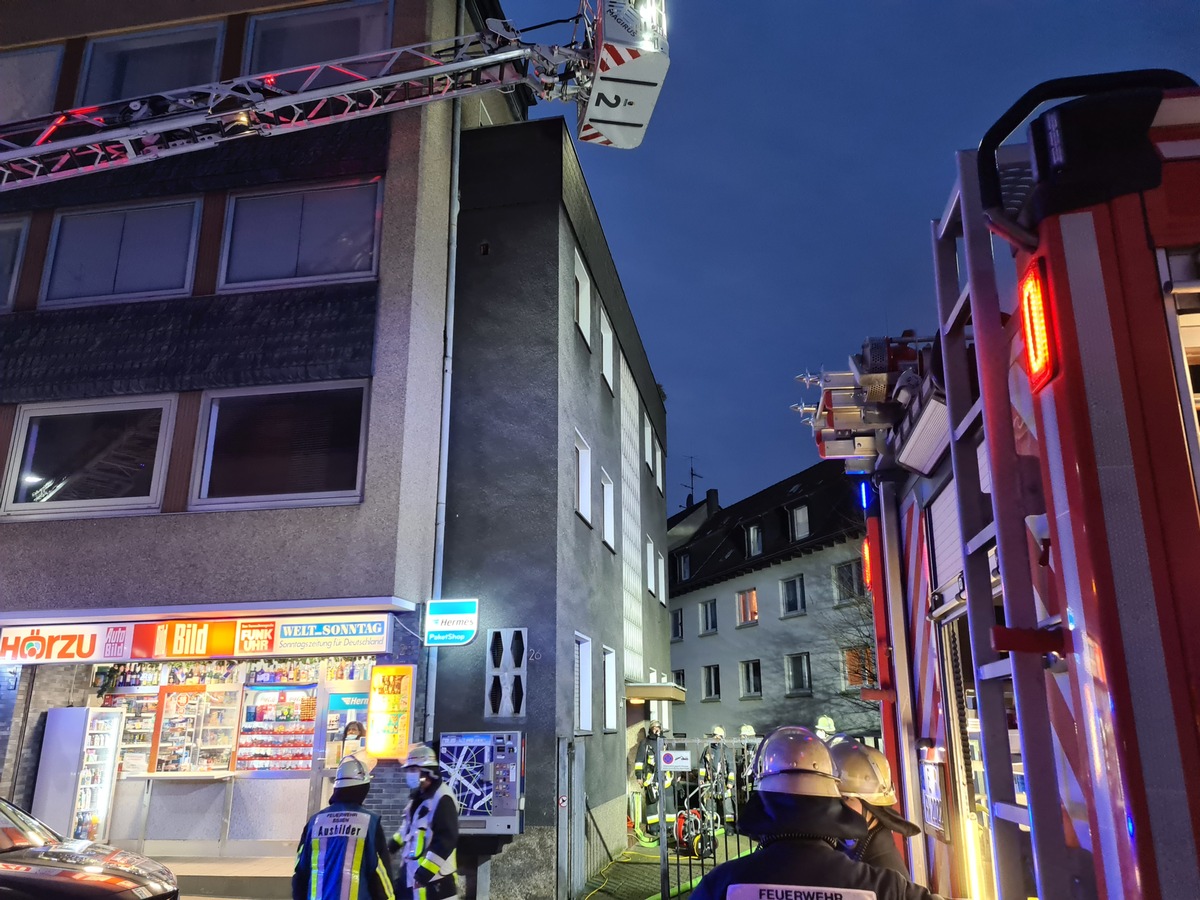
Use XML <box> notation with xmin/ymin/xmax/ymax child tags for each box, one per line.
<box><xmin>1020</xmin><ymin>259</ymin><xmax>1056</xmax><ymax>391</ymax></box>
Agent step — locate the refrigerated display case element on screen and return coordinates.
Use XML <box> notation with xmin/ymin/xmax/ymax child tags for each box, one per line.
<box><xmin>236</xmin><ymin>685</ymin><xmax>317</xmax><ymax>772</ymax></box>
<box><xmin>31</xmin><ymin>707</ymin><xmax>124</xmax><ymax>841</ymax></box>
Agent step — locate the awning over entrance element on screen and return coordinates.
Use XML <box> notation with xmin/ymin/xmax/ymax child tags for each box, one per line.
<box><xmin>625</xmin><ymin>682</ymin><xmax>686</xmax><ymax>703</ymax></box>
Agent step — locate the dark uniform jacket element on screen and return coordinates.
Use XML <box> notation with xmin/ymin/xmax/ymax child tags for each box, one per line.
<box><xmin>690</xmin><ymin>792</ymin><xmax>944</xmax><ymax>900</ymax></box>
<box><xmin>844</xmin><ymin>803</ymin><xmax>922</xmax><ymax>877</ymax></box>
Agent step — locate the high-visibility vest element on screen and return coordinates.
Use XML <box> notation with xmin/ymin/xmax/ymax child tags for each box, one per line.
<box><xmin>395</xmin><ymin>782</ymin><xmax>458</xmax><ymax>889</ymax></box>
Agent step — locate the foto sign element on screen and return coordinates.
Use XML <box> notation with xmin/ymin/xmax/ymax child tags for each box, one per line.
<box><xmin>661</xmin><ymin>749</ymin><xmax>691</xmax><ymax>772</ymax></box>
<box><xmin>366</xmin><ymin>665</ymin><xmax>414</xmax><ymax>760</ymax></box>
<box><xmin>423</xmin><ymin>599</ymin><xmax>479</xmax><ymax>647</ymax></box>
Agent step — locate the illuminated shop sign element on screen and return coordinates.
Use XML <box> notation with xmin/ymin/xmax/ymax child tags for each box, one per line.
<box><xmin>0</xmin><ymin>614</ymin><xmax>392</xmax><ymax>665</ymax></box>
<box><xmin>366</xmin><ymin>664</ymin><xmax>414</xmax><ymax>760</ymax></box>
<box><xmin>423</xmin><ymin>599</ymin><xmax>479</xmax><ymax>647</ymax></box>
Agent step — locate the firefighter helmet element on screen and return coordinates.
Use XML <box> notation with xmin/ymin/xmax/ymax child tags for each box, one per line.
<box><xmin>648</xmin><ymin>719</ymin><xmax>663</xmax><ymax>734</ymax></box>
<box><xmin>404</xmin><ymin>743</ymin><xmax>440</xmax><ymax>773</ymax></box>
<box><xmin>829</xmin><ymin>740</ymin><xmax>897</xmax><ymax>806</ymax></box>
<box><xmin>333</xmin><ymin>751</ymin><xmax>375</xmax><ymax>789</ymax></box>
<box><xmin>739</xmin><ymin>724</ymin><xmax>755</xmax><ymax>739</ymax></box>
<box><xmin>710</xmin><ymin>725</ymin><xmax>725</xmax><ymax>740</ymax></box>
<box><xmin>751</xmin><ymin>726</ymin><xmax>841</xmax><ymax>797</ymax></box>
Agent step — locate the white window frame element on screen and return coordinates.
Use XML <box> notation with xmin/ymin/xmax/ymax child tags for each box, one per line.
<box><xmin>575</xmin><ymin>633</ymin><xmax>593</xmax><ymax>734</ymax></box>
<box><xmin>842</xmin><ymin>645</ymin><xmax>876</xmax><ymax>691</ymax></box>
<box><xmin>41</xmin><ymin>198</ymin><xmax>202</xmax><ymax>307</ymax></box>
<box><xmin>702</xmin><ymin>664</ymin><xmax>721</xmax><ymax>701</ymax></box>
<box><xmin>781</xmin><ymin>575</ymin><xmax>806</xmax><ymax>617</ymax></box>
<box><xmin>600</xmin><ymin>467</ymin><xmax>615</xmax><ymax>549</ymax></box>
<box><xmin>699</xmin><ymin>598</ymin><xmax>718</xmax><ymax>635</ymax></box>
<box><xmin>602</xmin><ymin>645</ymin><xmax>618</xmax><ymax>732</ymax></box>
<box><xmin>678</xmin><ymin>553</ymin><xmax>691</xmax><ymax>581</ymax></box>
<box><xmin>599</xmin><ymin>306</ymin><xmax>614</xmax><ymax>392</ymax></box>
<box><xmin>833</xmin><ymin>558</ymin><xmax>865</xmax><ymax>606</ymax></box>
<box><xmin>243</xmin><ymin>0</ymin><xmax>391</xmax><ymax>74</ymax></box>
<box><xmin>217</xmin><ymin>178</ymin><xmax>383</xmax><ymax>292</ymax></box>
<box><xmin>791</xmin><ymin>505</ymin><xmax>810</xmax><ymax>541</ymax></box>
<box><xmin>669</xmin><ymin>608</ymin><xmax>683</xmax><ymax>642</ymax></box>
<box><xmin>574</xmin><ymin>431</ymin><xmax>592</xmax><ymax>523</ymax></box>
<box><xmin>189</xmin><ymin>379</ymin><xmax>369</xmax><ymax>511</ymax></box>
<box><xmin>0</xmin><ymin>46</ymin><xmax>65</xmax><ymax>125</ymax></box>
<box><xmin>78</xmin><ymin>24</ymin><xmax>224</xmax><ymax>106</ymax></box>
<box><xmin>785</xmin><ymin>652</ymin><xmax>812</xmax><ymax>697</ymax></box>
<box><xmin>739</xmin><ymin>659</ymin><xmax>762</xmax><ymax>699</ymax></box>
<box><xmin>747</xmin><ymin>523</ymin><xmax>763</xmax><ymax>556</ymax></box>
<box><xmin>654</xmin><ymin>438</ymin><xmax>664</xmax><ymax>494</ymax></box>
<box><xmin>643</xmin><ymin>412</ymin><xmax>654</xmax><ymax>471</ymax></box>
<box><xmin>1</xmin><ymin>395</ymin><xmax>177</xmax><ymax>520</ymax></box>
<box><xmin>736</xmin><ymin>588</ymin><xmax>758</xmax><ymax>626</ymax></box>
<box><xmin>671</xmin><ymin>668</ymin><xmax>685</xmax><ymax>689</ymax></box>
<box><xmin>645</xmin><ymin>535</ymin><xmax>656</xmax><ymax>595</ymax></box>
<box><xmin>0</xmin><ymin>217</ymin><xmax>29</xmax><ymax>312</ymax></box>
<box><xmin>573</xmin><ymin>248</ymin><xmax>592</xmax><ymax>348</ymax></box>
<box><xmin>657</xmin><ymin>552</ymin><xmax>666</xmax><ymax>607</ymax></box>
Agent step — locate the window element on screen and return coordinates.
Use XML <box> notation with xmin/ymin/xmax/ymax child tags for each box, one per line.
<box><xmin>671</xmin><ymin>669</ymin><xmax>685</xmax><ymax>689</ymax></box>
<box><xmin>736</xmin><ymin>589</ymin><xmax>758</xmax><ymax>626</ymax></box>
<box><xmin>781</xmin><ymin>576</ymin><xmax>806</xmax><ymax>615</ymax></box>
<box><xmin>785</xmin><ymin>652</ymin><xmax>812</xmax><ymax>696</ymax></box>
<box><xmin>602</xmin><ymin>646</ymin><xmax>618</xmax><ymax>731</ymax></box>
<box><xmin>0</xmin><ymin>46</ymin><xmax>63</xmax><ymax>125</ymax></box>
<box><xmin>80</xmin><ymin>26</ymin><xmax>222</xmax><ymax>105</ymax></box>
<box><xmin>574</xmin><ymin>634</ymin><xmax>593</xmax><ymax>733</ymax></box>
<box><xmin>573</xmin><ymin>249</ymin><xmax>592</xmax><ymax>347</ymax></box>
<box><xmin>657</xmin><ymin>670</ymin><xmax>671</xmax><ymax>732</ymax></box>
<box><xmin>192</xmin><ymin>382</ymin><xmax>367</xmax><ymax>509</ymax></box>
<box><xmin>678</xmin><ymin>553</ymin><xmax>691</xmax><ymax>581</ymax></box>
<box><xmin>221</xmin><ymin>181</ymin><xmax>380</xmax><ymax>289</ymax></box>
<box><xmin>670</xmin><ymin>608</ymin><xmax>683</xmax><ymax>642</ymax></box>
<box><xmin>44</xmin><ymin>200</ymin><xmax>200</xmax><ymax>305</ymax></box>
<box><xmin>247</xmin><ymin>1</ymin><xmax>389</xmax><ymax>73</ymax></box>
<box><xmin>643</xmin><ymin>412</ymin><xmax>654</xmax><ymax>470</ymax></box>
<box><xmin>0</xmin><ymin>219</ymin><xmax>28</xmax><ymax>310</ymax></box>
<box><xmin>599</xmin><ymin>307</ymin><xmax>614</xmax><ymax>391</ymax></box>
<box><xmin>843</xmin><ymin>646</ymin><xmax>877</xmax><ymax>690</ymax></box>
<box><xmin>740</xmin><ymin>660</ymin><xmax>762</xmax><ymax>698</ymax></box>
<box><xmin>2</xmin><ymin>396</ymin><xmax>176</xmax><ymax>518</ymax></box>
<box><xmin>702</xmin><ymin>664</ymin><xmax>721</xmax><ymax>700</ymax></box>
<box><xmin>700</xmin><ymin>599</ymin><xmax>718</xmax><ymax>635</ymax></box>
<box><xmin>747</xmin><ymin>523</ymin><xmax>763</xmax><ymax>556</ymax></box>
<box><xmin>791</xmin><ymin>505</ymin><xmax>810</xmax><ymax>540</ymax></box>
<box><xmin>646</xmin><ymin>536</ymin><xmax>656</xmax><ymax>595</ymax></box>
<box><xmin>654</xmin><ymin>439</ymin><xmax>664</xmax><ymax>494</ymax></box>
<box><xmin>657</xmin><ymin>553</ymin><xmax>667</xmax><ymax>607</ymax></box>
<box><xmin>600</xmin><ymin>468</ymin><xmax>615</xmax><ymax>548</ymax></box>
<box><xmin>834</xmin><ymin>559</ymin><xmax>865</xmax><ymax>604</ymax></box>
<box><xmin>574</xmin><ymin>431</ymin><xmax>592</xmax><ymax>523</ymax></box>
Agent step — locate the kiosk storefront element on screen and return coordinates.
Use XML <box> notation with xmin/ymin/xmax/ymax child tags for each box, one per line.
<box><xmin>0</xmin><ymin>602</ymin><xmax>419</xmax><ymax>859</ymax></box>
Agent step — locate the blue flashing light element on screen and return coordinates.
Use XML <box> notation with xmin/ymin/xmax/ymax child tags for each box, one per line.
<box><xmin>1127</xmin><ymin>814</ymin><xmax>1135</xmax><ymax>839</ymax></box>
<box><xmin>859</xmin><ymin>482</ymin><xmax>870</xmax><ymax>510</ymax></box>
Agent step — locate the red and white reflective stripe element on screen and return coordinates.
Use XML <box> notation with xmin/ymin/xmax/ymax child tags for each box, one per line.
<box><xmin>597</xmin><ymin>43</ymin><xmax>642</xmax><ymax>73</ymax></box>
<box><xmin>578</xmin><ymin>123</ymin><xmax>613</xmax><ymax>146</ymax></box>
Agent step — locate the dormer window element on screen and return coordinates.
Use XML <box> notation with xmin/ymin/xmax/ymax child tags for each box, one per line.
<box><xmin>747</xmin><ymin>523</ymin><xmax>763</xmax><ymax>556</ymax></box>
<box><xmin>678</xmin><ymin>553</ymin><xmax>691</xmax><ymax>581</ymax></box>
<box><xmin>791</xmin><ymin>505</ymin><xmax>810</xmax><ymax>541</ymax></box>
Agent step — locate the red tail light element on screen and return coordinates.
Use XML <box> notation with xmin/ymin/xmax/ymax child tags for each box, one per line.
<box><xmin>1020</xmin><ymin>259</ymin><xmax>1056</xmax><ymax>391</ymax></box>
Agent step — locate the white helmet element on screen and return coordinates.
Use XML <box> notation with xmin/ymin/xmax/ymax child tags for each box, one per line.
<box><xmin>829</xmin><ymin>740</ymin><xmax>897</xmax><ymax>806</ymax></box>
<box><xmin>404</xmin><ymin>743</ymin><xmax>440</xmax><ymax>773</ymax></box>
<box><xmin>739</xmin><ymin>724</ymin><xmax>756</xmax><ymax>739</ymax></box>
<box><xmin>333</xmin><ymin>750</ymin><xmax>376</xmax><ymax>789</ymax></box>
<box><xmin>752</xmin><ymin>726</ymin><xmax>841</xmax><ymax>798</ymax></box>
<box><xmin>710</xmin><ymin>725</ymin><xmax>725</xmax><ymax>740</ymax></box>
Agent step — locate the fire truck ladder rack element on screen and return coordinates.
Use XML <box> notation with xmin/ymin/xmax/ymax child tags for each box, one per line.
<box><xmin>931</xmin><ymin>147</ymin><xmax>1081</xmax><ymax>900</ymax></box>
<box><xmin>0</xmin><ymin>21</ymin><xmax>587</xmax><ymax>193</ymax></box>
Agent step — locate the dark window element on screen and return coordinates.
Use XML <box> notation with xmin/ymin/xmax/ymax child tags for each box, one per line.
<box><xmin>782</xmin><ymin>576</ymin><xmax>806</xmax><ymax>614</ymax></box>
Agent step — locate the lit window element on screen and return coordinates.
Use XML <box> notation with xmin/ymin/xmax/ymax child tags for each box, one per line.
<box><xmin>602</xmin><ymin>646</ymin><xmax>617</xmax><ymax>731</ymax></box>
<box><xmin>0</xmin><ymin>46</ymin><xmax>63</xmax><ymax>124</ymax></box>
<box><xmin>747</xmin><ymin>523</ymin><xmax>763</xmax><ymax>556</ymax></box>
<box><xmin>702</xmin><ymin>664</ymin><xmax>721</xmax><ymax>700</ymax></box>
<box><xmin>781</xmin><ymin>576</ymin><xmax>806</xmax><ymax>615</ymax></box>
<box><xmin>785</xmin><ymin>652</ymin><xmax>812</xmax><ymax>695</ymax></box>
<box><xmin>678</xmin><ymin>553</ymin><xmax>691</xmax><ymax>581</ymax></box>
<box><xmin>0</xmin><ymin>218</ymin><xmax>28</xmax><ymax>310</ymax></box>
<box><xmin>80</xmin><ymin>26</ymin><xmax>222</xmax><ymax>105</ymax></box>
<box><xmin>2</xmin><ymin>396</ymin><xmax>176</xmax><ymax>518</ymax></box>
<box><xmin>646</xmin><ymin>535</ymin><xmax>656</xmax><ymax>595</ymax></box>
<box><xmin>600</xmin><ymin>468</ymin><xmax>615</xmax><ymax>548</ymax></box>
<box><xmin>246</xmin><ymin>1</ymin><xmax>388</xmax><ymax>73</ymax></box>
<box><xmin>700</xmin><ymin>599</ymin><xmax>718</xmax><ymax>634</ymax></box>
<box><xmin>671</xmin><ymin>669</ymin><xmax>685</xmax><ymax>689</ymax></box>
<box><xmin>574</xmin><ymin>249</ymin><xmax>592</xmax><ymax>348</ymax></box>
<box><xmin>574</xmin><ymin>432</ymin><xmax>592</xmax><ymax>523</ymax></box>
<box><xmin>791</xmin><ymin>505</ymin><xmax>810</xmax><ymax>540</ymax></box>
<box><xmin>599</xmin><ymin>307</ymin><xmax>614</xmax><ymax>391</ymax></box>
<box><xmin>670</xmin><ymin>609</ymin><xmax>683</xmax><ymax>641</ymax></box>
<box><xmin>843</xmin><ymin>646</ymin><xmax>877</xmax><ymax>690</ymax></box>
<box><xmin>574</xmin><ymin>634</ymin><xmax>593</xmax><ymax>733</ymax></box>
<box><xmin>221</xmin><ymin>181</ymin><xmax>380</xmax><ymax>289</ymax></box>
<box><xmin>44</xmin><ymin>200</ymin><xmax>200</xmax><ymax>306</ymax></box>
<box><xmin>834</xmin><ymin>559</ymin><xmax>865</xmax><ymax>604</ymax></box>
<box><xmin>657</xmin><ymin>553</ymin><xmax>667</xmax><ymax>607</ymax></box>
<box><xmin>740</xmin><ymin>660</ymin><xmax>762</xmax><ymax>698</ymax></box>
<box><xmin>193</xmin><ymin>382</ymin><xmax>367</xmax><ymax>509</ymax></box>
<box><xmin>736</xmin><ymin>589</ymin><xmax>758</xmax><ymax>626</ymax></box>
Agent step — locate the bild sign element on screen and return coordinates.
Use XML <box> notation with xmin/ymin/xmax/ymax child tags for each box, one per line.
<box><xmin>0</xmin><ymin>614</ymin><xmax>392</xmax><ymax>665</ymax></box>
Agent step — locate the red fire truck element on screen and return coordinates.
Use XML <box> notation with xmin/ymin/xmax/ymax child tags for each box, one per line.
<box><xmin>803</xmin><ymin>70</ymin><xmax>1200</xmax><ymax>900</ymax></box>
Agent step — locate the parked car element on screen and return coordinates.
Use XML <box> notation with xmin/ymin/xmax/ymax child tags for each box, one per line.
<box><xmin>0</xmin><ymin>797</ymin><xmax>177</xmax><ymax>899</ymax></box>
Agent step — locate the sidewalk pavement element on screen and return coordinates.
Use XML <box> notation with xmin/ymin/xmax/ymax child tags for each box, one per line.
<box><xmin>581</xmin><ymin>833</ymin><xmax>756</xmax><ymax>900</ymax></box>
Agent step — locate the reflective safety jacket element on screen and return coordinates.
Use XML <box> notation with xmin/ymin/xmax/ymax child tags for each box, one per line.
<box><xmin>292</xmin><ymin>801</ymin><xmax>394</xmax><ymax>900</ymax></box>
<box><xmin>390</xmin><ymin>781</ymin><xmax>459</xmax><ymax>896</ymax></box>
<box><xmin>635</xmin><ymin>738</ymin><xmax>673</xmax><ymax>791</ymax></box>
<box><xmin>698</xmin><ymin>742</ymin><xmax>736</xmax><ymax>797</ymax></box>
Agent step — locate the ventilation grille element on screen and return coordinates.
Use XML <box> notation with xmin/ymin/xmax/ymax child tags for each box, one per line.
<box><xmin>484</xmin><ymin>628</ymin><xmax>528</xmax><ymax>719</ymax></box>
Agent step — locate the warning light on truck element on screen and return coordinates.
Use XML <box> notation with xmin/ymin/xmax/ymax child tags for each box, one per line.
<box><xmin>1020</xmin><ymin>259</ymin><xmax>1055</xmax><ymax>391</ymax></box>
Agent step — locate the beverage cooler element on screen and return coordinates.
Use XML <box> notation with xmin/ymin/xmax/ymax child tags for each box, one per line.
<box><xmin>31</xmin><ymin>707</ymin><xmax>124</xmax><ymax>841</ymax></box>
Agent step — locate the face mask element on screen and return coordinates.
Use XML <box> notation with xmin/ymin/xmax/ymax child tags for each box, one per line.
<box><xmin>406</xmin><ymin>771</ymin><xmax>422</xmax><ymax>789</ymax></box>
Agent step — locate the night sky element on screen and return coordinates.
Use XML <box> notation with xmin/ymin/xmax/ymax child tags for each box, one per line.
<box><xmin>507</xmin><ymin>0</ymin><xmax>1200</xmax><ymax>514</ymax></box>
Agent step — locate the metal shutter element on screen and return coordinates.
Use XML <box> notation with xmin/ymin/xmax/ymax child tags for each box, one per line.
<box><xmin>929</xmin><ymin>484</ymin><xmax>964</xmax><ymax>592</ymax></box>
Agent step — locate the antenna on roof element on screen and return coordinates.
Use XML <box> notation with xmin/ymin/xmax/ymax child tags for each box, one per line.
<box><xmin>680</xmin><ymin>456</ymin><xmax>704</xmax><ymax>508</ymax></box>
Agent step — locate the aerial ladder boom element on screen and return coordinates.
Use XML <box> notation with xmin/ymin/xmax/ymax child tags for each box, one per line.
<box><xmin>0</xmin><ymin>0</ymin><xmax>669</xmax><ymax>193</ymax></box>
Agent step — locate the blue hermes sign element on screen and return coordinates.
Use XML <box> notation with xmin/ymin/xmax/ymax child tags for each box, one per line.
<box><xmin>423</xmin><ymin>599</ymin><xmax>479</xmax><ymax>647</ymax></box>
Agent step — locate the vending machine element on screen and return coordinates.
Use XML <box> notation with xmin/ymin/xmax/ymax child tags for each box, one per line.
<box><xmin>31</xmin><ymin>707</ymin><xmax>125</xmax><ymax>841</ymax></box>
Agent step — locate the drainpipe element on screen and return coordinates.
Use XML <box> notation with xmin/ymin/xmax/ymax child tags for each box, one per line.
<box><xmin>424</xmin><ymin>0</ymin><xmax>466</xmax><ymax>743</ymax></box>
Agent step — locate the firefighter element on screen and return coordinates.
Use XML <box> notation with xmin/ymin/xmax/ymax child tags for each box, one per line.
<box><xmin>634</xmin><ymin>719</ymin><xmax>673</xmax><ymax>836</ymax></box>
<box><xmin>389</xmin><ymin>744</ymin><xmax>459</xmax><ymax>900</ymax></box>
<box><xmin>690</xmin><ymin>726</ymin><xmax>946</xmax><ymax>900</ymax></box>
<box><xmin>828</xmin><ymin>736</ymin><xmax>922</xmax><ymax>877</ymax></box>
<box><xmin>698</xmin><ymin>725</ymin><xmax>736</xmax><ymax>825</ymax></box>
<box><xmin>292</xmin><ymin>753</ymin><xmax>395</xmax><ymax>900</ymax></box>
<box><xmin>735</xmin><ymin>724</ymin><xmax>759</xmax><ymax>804</ymax></box>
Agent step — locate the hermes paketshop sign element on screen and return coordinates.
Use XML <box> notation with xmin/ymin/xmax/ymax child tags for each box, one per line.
<box><xmin>0</xmin><ymin>614</ymin><xmax>392</xmax><ymax>665</ymax></box>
